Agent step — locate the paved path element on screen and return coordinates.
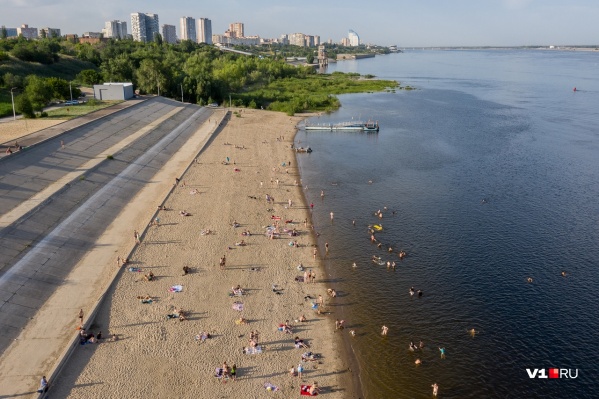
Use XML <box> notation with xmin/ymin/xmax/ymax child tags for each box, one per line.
<box><xmin>0</xmin><ymin>98</ymin><xmax>225</xmax><ymax>397</ymax></box>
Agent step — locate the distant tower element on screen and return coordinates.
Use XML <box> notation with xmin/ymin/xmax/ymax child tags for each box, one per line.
<box><xmin>180</xmin><ymin>17</ymin><xmax>196</xmax><ymax>42</ymax></box>
<box><xmin>229</xmin><ymin>22</ymin><xmax>244</xmax><ymax>38</ymax></box>
<box><xmin>348</xmin><ymin>29</ymin><xmax>360</xmax><ymax>46</ymax></box>
<box><xmin>318</xmin><ymin>45</ymin><xmax>328</xmax><ymax>68</ymax></box>
<box><xmin>131</xmin><ymin>12</ymin><xmax>159</xmax><ymax>42</ymax></box>
<box><xmin>197</xmin><ymin>18</ymin><xmax>212</xmax><ymax>44</ymax></box>
<box><xmin>161</xmin><ymin>24</ymin><xmax>177</xmax><ymax>44</ymax></box>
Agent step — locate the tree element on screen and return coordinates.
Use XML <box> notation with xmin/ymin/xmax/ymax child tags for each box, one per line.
<box><xmin>77</xmin><ymin>69</ymin><xmax>102</xmax><ymax>85</ymax></box>
<box><xmin>15</xmin><ymin>94</ymin><xmax>35</xmax><ymax>118</ymax></box>
<box><xmin>1</xmin><ymin>26</ymin><xmax>7</xmax><ymax>40</ymax></box>
<box><xmin>135</xmin><ymin>59</ymin><xmax>167</xmax><ymax>94</ymax></box>
<box><xmin>24</xmin><ymin>75</ymin><xmax>52</xmax><ymax>112</ymax></box>
<box><xmin>40</xmin><ymin>29</ymin><xmax>47</xmax><ymax>39</ymax></box>
<box><xmin>306</xmin><ymin>53</ymin><xmax>315</xmax><ymax>64</ymax></box>
<box><xmin>46</xmin><ymin>77</ymin><xmax>80</xmax><ymax>100</ymax></box>
<box><xmin>3</xmin><ymin>72</ymin><xmax>23</xmax><ymax>88</ymax></box>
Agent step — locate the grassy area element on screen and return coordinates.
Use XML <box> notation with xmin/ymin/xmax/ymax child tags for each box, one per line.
<box><xmin>0</xmin><ymin>90</ymin><xmax>13</xmax><ymax>118</ymax></box>
<box><xmin>0</xmin><ymin>55</ymin><xmax>99</xmax><ymax>118</ymax></box>
<box><xmin>237</xmin><ymin>72</ymin><xmax>401</xmax><ymax>115</ymax></box>
<box><xmin>44</xmin><ymin>101</ymin><xmax>122</xmax><ymax>120</ymax></box>
<box><xmin>0</xmin><ymin>54</ymin><xmax>97</xmax><ymax>81</ymax></box>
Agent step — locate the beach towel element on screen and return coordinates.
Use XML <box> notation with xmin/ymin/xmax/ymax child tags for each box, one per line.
<box><xmin>271</xmin><ymin>215</ymin><xmax>281</xmax><ymax>220</ymax></box>
<box><xmin>264</xmin><ymin>382</ymin><xmax>279</xmax><ymax>392</ymax></box>
<box><xmin>294</xmin><ymin>276</ymin><xmax>305</xmax><ymax>283</ymax></box>
<box><xmin>244</xmin><ymin>345</ymin><xmax>263</xmax><ymax>354</ymax></box>
<box><xmin>300</xmin><ymin>385</ymin><xmax>318</xmax><ymax>396</ymax></box>
<box><xmin>232</xmin><ymin>302</ymin><xmax>243</xmax><ymax>311</ymax></box>
<box><xmin>169</xmin><ymin>285</ymin><xmax>183</xmax><ymax>293</ymax></box>
<box><xmin>128</xmin><ymin>267</ymin><xmax>141</xmax><ymax>272</ymax></box>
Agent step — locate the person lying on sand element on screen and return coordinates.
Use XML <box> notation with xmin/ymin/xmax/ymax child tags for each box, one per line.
<box><xmin>137</xmin><ymin>295</ymin><xmax>153</xmax><ymax>303</ymax></box>
<box><xmin>144</xmin><ymin>272</ymin><xmax>155</xmax><ymax>281</ymax></box>
<box><xmin>294</xmin><ymin>336</ymin><xmax>310</xmax><ymax>349</ymax></box>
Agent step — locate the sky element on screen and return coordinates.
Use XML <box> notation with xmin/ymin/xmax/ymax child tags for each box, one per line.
<box><xmin>2</xmin><ymin>0</ymin><xmax>598</xmax><ymax>47</ymax></box>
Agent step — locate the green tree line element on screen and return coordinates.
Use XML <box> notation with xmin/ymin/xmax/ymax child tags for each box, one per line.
<box><xmin>1</xmin><ymin>36</ymin><xmax>397</xmax><ymax>118</ymax></box>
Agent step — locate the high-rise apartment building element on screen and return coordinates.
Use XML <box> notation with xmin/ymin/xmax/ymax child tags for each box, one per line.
<box><xmin>131</xmin><ymin>12</ymin><xmax>159</xmax><ymax>42</ymax></box>
<box><xmin>103</xmin><ymin>20</ymin><xmax>127</xmax><ymax>39</ymax></box>
<box><xmin>162</xmin><ymin>24</ymin><xmax>177</xmax><ymax>44</ymax></box>
<box><xmin>180</xmin><ymin>17</ymin><xmax>196</xmax><ymax>42</ymax></box>
<box><xmin>228</xmin><ymin>22</ymin><xmax>244</xmax><ymax>38</ymax></box>
<box><xmin>197</xmin><ymin>18</ymin><xmax>212</xmax><ymax>44</ymax></box>
<box><xmin>17</xmin><ymin>24</ymin><xmax>38</xmax><ymax>39</ymax></box>
<box><xmin>348</xmin><ymin>29</ymin><xmax>360</xmax><ymax>46</ymax></box>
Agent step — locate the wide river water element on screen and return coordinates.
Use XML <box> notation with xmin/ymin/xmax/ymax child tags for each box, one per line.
<box><xmin>295</xmin><ymin>50</ymin><xmax>599</xmax><ymax>398</ymax></box>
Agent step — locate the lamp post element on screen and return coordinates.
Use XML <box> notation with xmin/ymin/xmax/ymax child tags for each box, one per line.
<box><xmin>69</xmin><ymin>82</ymin><xmax>73</xmax><ymax>102</ymax></box>
<box><xmin>181</xmin><ymin>84</ymin><xmax>184</xmax><ymax>103</ymax></box>
<box><xmin>10</xmin><ymin>87</ymin><xmax>17</xmax><ymax>120</ymax></box>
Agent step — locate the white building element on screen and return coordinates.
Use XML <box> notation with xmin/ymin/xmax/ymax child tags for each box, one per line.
<box><xmin>348</xmin><ymin>29</ymin><xmax>360</xmax><ymax>46</ymax></box>
<box><xmin>180</xmin><ymin>17</ymin><xmax>196</xmax><ymax>42</ymax></box>
<box><xmin>93</xmin><ymin>83</ymin><xmax>135</xmax><ymax>101</ymax></box>
<box><xmin>17</xmin><ymin>24</ymin><xmax>38</xmax><ymax>39</ymax></box>
<box><xmin>103</xmin><ymin>20</ymin><xmax>127</xmax><ymax>39</ymax></box>
<box><xmin>161</xmin><ymin>24</ymin><xmax>176</xmax><ymax>44</ymax></box>
<box><xmin>197</xmin><ymin>18</ymin><xmax>212</xmax><ymax>44</ymax></box>
<box><xmin>131</xmin><ymin>12</ymin><xmax>159</xmax><ymax>42</ymax></box>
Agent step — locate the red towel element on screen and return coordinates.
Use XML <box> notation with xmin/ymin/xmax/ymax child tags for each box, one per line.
<box><xmin>300</xmin><ymin>385</ymin><xmax>318</xmax><ymax>396</ymax></box>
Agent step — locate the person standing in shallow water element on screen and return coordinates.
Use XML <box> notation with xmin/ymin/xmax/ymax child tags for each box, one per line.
<box><xmin>432</xmin><ymin>383</ymin><xmax>439</xmax><ymax>397</ymax></box>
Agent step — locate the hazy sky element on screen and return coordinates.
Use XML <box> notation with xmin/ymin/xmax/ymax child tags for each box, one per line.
<box><xmin>2</xmin><ymin>0</ymin><xmax>598</xmax><ymax>46</ymax></box>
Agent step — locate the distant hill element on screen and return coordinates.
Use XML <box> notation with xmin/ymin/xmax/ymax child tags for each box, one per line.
<box><xmin>1</xmin><ymin>54</ymin><xmax>98</xmax><ymax>81</ymax></box>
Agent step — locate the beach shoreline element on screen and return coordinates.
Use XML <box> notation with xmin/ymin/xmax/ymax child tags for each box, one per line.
<box><xmin>50</xmin><ymin>108</ymin><xmax>359</xmax><ymax>398</ymax></box>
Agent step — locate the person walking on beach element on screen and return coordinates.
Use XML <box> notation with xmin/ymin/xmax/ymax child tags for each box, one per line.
<box><xmin>325</xmin><ymin>242</ymin><xmax>329</xmax><ymax>254</ymax></box>
<box><xmin>37</xmin><ymin>376</ymin><xmax>48</xmax><ymax>393</ymax></box>
<box><xmin>220</xmin><ymin>255</ymin><xmax>226</xmax><ymax>270</ymax></box>
<box><xmin>304</xmin><ymin>270</ymin><xmax>309</xmax><ymax>283</ymax></box>
<box><xmin>297</xmin><ymin>363</ymin><xmax>304</xmax><ymax>378</ymax></box>
<box><xmin>310</xmin><ymin>202</ymin><xmax>314</xmax><ymax>210</ymax></box>
<box><xmin>134</xmin><ymin>230</ymin><xmax>140</xmax><ymax>244</ymax></box>
<box><xmin>432</xmin><ymin>383</ymin><xmax>439</xmax><ymax>397</ymax></box>
<box><xmin>78</xmin><ymin>309</ymin><xmax>84</xmax><ymax>325</ymax></box>
<box><xmin>311</xmin><ymin>270</ymin><xmax>316</xmax><ymax>284</ymax></box>
<box><xmin>313</xmin><ymin>248</ymin><xmax>317</xmax><ymax>260</ymax></box>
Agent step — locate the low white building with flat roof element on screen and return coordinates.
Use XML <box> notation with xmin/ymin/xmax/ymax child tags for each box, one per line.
<box><xmin>93</xmin><ymin>83</ymin><xmax>135</xmax><ymax>101</ymax></box>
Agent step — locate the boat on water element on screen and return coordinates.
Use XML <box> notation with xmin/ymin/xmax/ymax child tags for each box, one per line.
<box><xmin>304</xmin><ymin>120</ymin><xmax>379</xmax><ymax>132</ymax></box>
<box><xmin>372</xmin><ymin>224</ymin><xmax>383</xmax><ymax>231</ymax></box>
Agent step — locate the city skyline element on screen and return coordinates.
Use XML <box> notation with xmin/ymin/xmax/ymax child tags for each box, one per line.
<box><xmin>2</xmin><ymin>0</ymin><xmax>599</xmax><ymax>46</ymax></box>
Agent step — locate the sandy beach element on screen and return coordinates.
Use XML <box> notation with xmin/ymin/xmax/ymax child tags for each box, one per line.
<box><xmin>51</xmin><ymin>108</ymin><xmax>354</xmax><ymax>398</ymax></box>
<box><xmin>0</xmin><ymin>119</ymin><xmax>67</xmax><ymax>144</ymax></box>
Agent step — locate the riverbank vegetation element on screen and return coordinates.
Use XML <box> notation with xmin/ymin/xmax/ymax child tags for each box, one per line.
<box><xmin>1</xmin><ymin>36</ymin><xmax>398</xmax><ymax>118</ymax></box>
